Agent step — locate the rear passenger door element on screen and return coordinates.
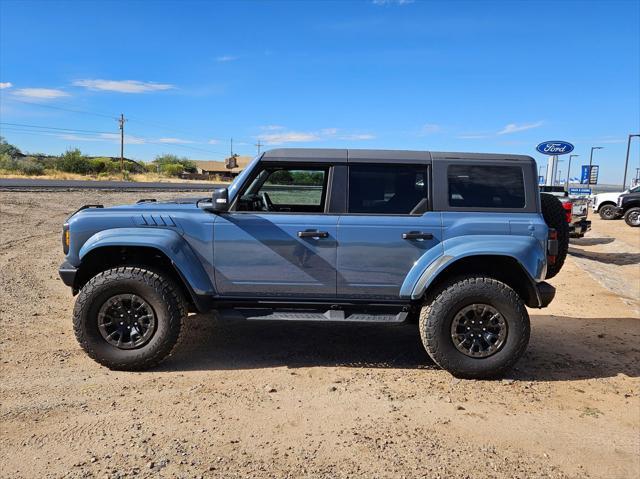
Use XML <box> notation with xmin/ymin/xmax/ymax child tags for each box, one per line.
<box><xmin>336</xmin><ymin>163</ymin><xmax>442</xmax><ymax>300</ymax></box>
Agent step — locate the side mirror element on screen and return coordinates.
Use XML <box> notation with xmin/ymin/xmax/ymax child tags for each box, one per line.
<box><xmin>199</xmin><ymin>187</ymin><xmax>229</xmax><ymax>213</ymax></box>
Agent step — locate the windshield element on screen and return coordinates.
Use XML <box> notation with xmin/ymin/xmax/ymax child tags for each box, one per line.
<box><xmin>630</xmin><ymin>185</ymin><xmax>640</xmax><ymax>193</ymax></box>
<box><xmin>227</xmin><ymin>154</ymin><xmax>261</xmax><ymax>201</ymax></box>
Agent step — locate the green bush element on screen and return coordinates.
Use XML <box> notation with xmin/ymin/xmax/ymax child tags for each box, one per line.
<box><xmin>88</xmin><ymin>158</ymin><xmax>107</xmax><ymax>174</ymax></box>
<box><xmin>56</xmin><ymin>148</ymin><xmax>91</xmax><ymax>174</ymax></box>
<box><xmin>0</xmin><ymin>152</ymin><xmax>18</xmax><ymax>170</ymax></box>
<box><xmin>162</xmin><ymin>163</ymin><xmax>185</xmax><ymax>176</ymax></box>
<box><xmin>152</xmin><ymin>154</ymin><xmax>195</xmax><ymax>173</ymax></box>
<box><xmin>17</xmin><ymin>158</ymin><xmax>44</xmax><ymax>175</ymax></box>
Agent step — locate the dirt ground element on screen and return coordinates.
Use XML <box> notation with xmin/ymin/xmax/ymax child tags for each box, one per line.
<box><xmin>1</xmin><ymin>191</ymin><xmax>638</xmax><ymax>479</ymax></box>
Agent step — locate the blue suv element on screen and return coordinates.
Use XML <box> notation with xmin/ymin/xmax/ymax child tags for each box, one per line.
<box><xmin>59</xmin><ymin>149</ymin><xmax>564</xmax><ymax>378</ymax></box>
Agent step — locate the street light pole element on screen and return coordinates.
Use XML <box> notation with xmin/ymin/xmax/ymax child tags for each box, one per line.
<box><xmin>589</xmin><ymin>146</ymin><xmax>603</xmax><ymax>169</ymax></box>
<box><xmin>566</xmin><ymin>154</ymin><xmax>579</xmax><ymax>188</ymax></box>
<box><xmin>588</xmin><ymin>146</ymin><xmax>603</xmax><ymax>185</ymax></box>
<box><xmin>622</xmin><ymin>134</ymin><xmax>640</xmax><ymax>190</ymax></box>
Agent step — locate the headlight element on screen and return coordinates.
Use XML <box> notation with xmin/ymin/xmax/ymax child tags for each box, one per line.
<box><xmin>62</xmin><ymin>223</ymin><xmax>70</xmax><ymax>254</ymax></box>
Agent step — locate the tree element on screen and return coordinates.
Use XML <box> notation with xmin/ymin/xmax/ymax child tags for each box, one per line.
<box><xmin>0</xmin><ymin>137</ymin><xmax>22</xmax><ymax>158</ymax></box>
<box><xmin>152</xmin><ymin>154</ymin><xmax>196</xmax><ymax>173</ymax></box>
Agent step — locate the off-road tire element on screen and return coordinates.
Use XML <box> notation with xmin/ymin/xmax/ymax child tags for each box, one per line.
<box><xmin>623</xmin><ymin>207</ymin><xmax>640</xmax><ymax>227</ymax></box>
<box><xmin>73</xmin><ymin>267</ymin><xmax>186</xmax><ymax>370</ymax></box>
<box><xmin>598</xmin><ymin>204</ymin><xmax>618</xmax><ymax>220</ymax></box>
<box><xmin>540</xmin><ymin>193</ymin><xmax>569</xmax><ymax>279</ymax></box>
<box><xmin>419</xmin><ymin>277</ymin><xmax>530</xmax><ymax>379</ymax></box>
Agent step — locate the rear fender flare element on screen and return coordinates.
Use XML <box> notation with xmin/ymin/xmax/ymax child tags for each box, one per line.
<box><xmin>400</xmin><ymin>235</ymin><xmax>546</xmax><ymax>300</ymax></box>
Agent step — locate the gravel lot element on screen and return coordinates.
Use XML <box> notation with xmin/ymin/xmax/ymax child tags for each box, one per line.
<box><xmin>1</xmin><ymin>191</ymin><xmax>639</xmax><ymax>479</ymax></box>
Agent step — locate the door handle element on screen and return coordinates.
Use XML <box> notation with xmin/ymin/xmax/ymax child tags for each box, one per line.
<box><xmin>402</xmin><ymin>231</ymin><xmax>433</xmax><ymax>240</ymax></box>
<box><xmin>297</xmin><ymin>230</ymin><xmax>329</xmax><ymax>239</ymax></box>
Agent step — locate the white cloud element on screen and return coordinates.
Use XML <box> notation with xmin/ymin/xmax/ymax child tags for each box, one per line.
<box><xmin>0</xmin><ymin>82</ymin><xmax>12</xmax><ymax>89</ymax></box>
<box><xmin>157</xmin><ymin>137</ymin><xmax>194</xmax><ymax>144</ymax></box>
<box><xmin>57</xmin><ymin>133</ymin><xmax>146</xmax><ymax>144</ymax></box>
<box><xmin>497</xmin><ymin>121</ymin><xmax>543</xmax><ymax>135</ymax></box>
<box><xmin>72</xmin><ymin>79</ymin><xmax>175</xmax><ymax>93</ymax></box>
<box><xmin>339</xmin><ymin>133</ymin><xmax>375</xmax><ymax>140</ymax></box>
<box><xmin>457</xmin><ymin>134</ymin><xmax>491</xmax><ymax>139</ymax></box>
<box><xmin>258</xmin><ymin>131</ymin><xmax>320</xmax><ymax>145</ymax></box>
<box><xmin>257</xmin><ymin>126</ymin><xmax>375</xmax><ymax>145</ymax></box>
<box><xmin>208</xmin><ymin>139</ymin><xmax>221</xmax><ymax>144</ymax></box>
<box><xmin>216</xmin><ymin>55</ymin><xmax>238</xmax><ymax>62</ymax></box>
<box><xmin>12</xmin><ymin>88</ymin><xmax>70</xmax><ymax>99</ymax></box>
<box><xmin>420</xmin><ymin>123</ymin><xmax>441</xmax><ymax>135</ymax></box>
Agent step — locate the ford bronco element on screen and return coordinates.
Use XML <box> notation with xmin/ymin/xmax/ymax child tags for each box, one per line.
<box><xmin>59</xmin><ymin>149</ymin><xmax>567</xmax><ymax>378</ymax></box>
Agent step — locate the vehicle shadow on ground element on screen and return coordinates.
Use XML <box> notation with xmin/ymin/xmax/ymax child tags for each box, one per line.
<box><xmin>570</xmin><ymin>237</ymin><xmax>615</xmax><ymax>247</ymax></box>
<box><xmin>160</xmin><ymin>313</ymin><xmax>640</xmax><ymax>380</ymax></box>
<box><xmin>568</xmin><ymin>246</ymin><xmax>640</xmax><ymax>266</ymax></box>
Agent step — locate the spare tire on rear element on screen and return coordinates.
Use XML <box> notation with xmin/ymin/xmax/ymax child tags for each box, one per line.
<box><xmin>540</xmin><ymin>193</ymin><xmax>569</xmax><ymax>279</ymax></box>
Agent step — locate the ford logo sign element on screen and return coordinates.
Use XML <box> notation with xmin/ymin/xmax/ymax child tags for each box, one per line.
<box><xmin>536</xmin><ymin>141</ymin><xmax>574</xmax><ymax>155</ymax></box>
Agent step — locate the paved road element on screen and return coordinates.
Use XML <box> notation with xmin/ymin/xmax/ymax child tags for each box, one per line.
<box><xmin>0</xmin><ymin>178</ymin><xmax>222</xmax><ymax>191</ymax></box>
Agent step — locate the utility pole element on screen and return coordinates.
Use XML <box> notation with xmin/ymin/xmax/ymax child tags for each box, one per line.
<box><xmin>230</xmin><ymin>138</ymin><xmax>234</xmax><ymax>157</ymax></box>
<box><xmin>118</xmin><ymin>113</ymin><xmax>126</xmax><ymax>177</ymax></box>
<box><xmin>255</xmin><ymin>140</ymin><xmax>263</xmax><ymax>155</ymax></box>
<box><xmin>566</xmin><ymin>154</ymin><xmax>579</xmax><ymax>189</ymax></box>
<box><xmin>622</xmin><ymin>134</ymin><xmax>640</xmax><ymax>190</ymax></box>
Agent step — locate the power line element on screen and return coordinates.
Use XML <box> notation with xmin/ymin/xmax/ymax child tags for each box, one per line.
<box><xmin>6</xmin><ymin>98</ymin><xmax>118</xmax><ymax>119</ymax></box>
<box><xmin>0</xmin><ymin>121</ymin><xmax>115</xmax><ymax>135</ymax></box>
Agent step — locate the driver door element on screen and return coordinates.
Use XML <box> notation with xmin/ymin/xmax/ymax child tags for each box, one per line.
<box><xmin>213</xmin><ymin>164</ymin><xmax>338</xmax><ymax>298</ymax></box>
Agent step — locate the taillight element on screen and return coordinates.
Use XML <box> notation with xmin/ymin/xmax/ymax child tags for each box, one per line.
<box><xmin>562</xmin><ymin>202</ymin><xmax>572</xmax><ymax>223</ymax></box>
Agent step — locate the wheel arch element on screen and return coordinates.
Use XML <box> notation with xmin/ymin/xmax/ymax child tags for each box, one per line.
<box><xmin>75</xmin><ymin>228</ymin><xmax>215</xmax><ymax>312</ymax></box>
<box><xmin>409</xmin><ymin>254</ymin><xmax>542</xmax><ymax>308</ymax></box>
<box><xmin>597</xmin><ymin>200</ymin><xmax>617</xmax><ymax>211</ymax></box>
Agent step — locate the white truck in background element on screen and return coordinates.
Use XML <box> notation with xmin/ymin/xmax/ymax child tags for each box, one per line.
<box><xmin>592</xmin><ymin>185</ymin><xmax>640</xmax><ymax>220</ymax></box>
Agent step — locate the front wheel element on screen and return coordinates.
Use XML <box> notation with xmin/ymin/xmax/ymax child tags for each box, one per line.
<box><xmin>598</xmin><ymin>204</ymin><xmax>619</xmax><ymax>220</ymax></box>
<box><xmin>624</xmin><ymin>207</ymin><xmax>640</xmax><ymax>227</ymax></box>
<box><xmin>73</xmin><ymin>267</ymin><xmax>186</xmax><ymax>370</ymax></box>
<box><xmin>419</xmin><ymin>277</ymin><xmax>530</xmax><ymax>379</ymax></box>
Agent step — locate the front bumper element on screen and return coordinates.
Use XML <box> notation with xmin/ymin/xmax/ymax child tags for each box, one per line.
<box><xmin>569</xmin><ymin>219</ymin><xmax>591</xmax><ymax>237</ymax></box>
<box><xmin>59</xmin><ymin>260</ymin><xmax>78</xmax><ymax>288</ymax></box>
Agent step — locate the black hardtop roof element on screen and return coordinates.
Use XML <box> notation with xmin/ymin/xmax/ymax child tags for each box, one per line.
<box><xmin>261</xmin><ymin>148</ymin><xmax>535</xmax><ymax>164</ymax></box>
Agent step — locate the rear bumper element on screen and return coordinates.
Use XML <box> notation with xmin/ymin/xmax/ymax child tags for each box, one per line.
<box><xmin>59</xmin><ymin>261</ymin><xmax>77</xmax><ymax>288</ymax></box>
<box><xmin>569</xmin><ymin>219</ymin><xmax>591</xmax><ymax>237</ymax></box>
<box><xmin>534</xmin><ymin>281</ymin><xmax>556</xmax><ymax>308</ymax></box>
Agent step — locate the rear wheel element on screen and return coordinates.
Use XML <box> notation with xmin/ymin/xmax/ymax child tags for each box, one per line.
<box><xmin>419</xmin><ymin>277</ymin><xmax>530</xmax><ymax>379</ymax></box>
<box><xmin>624</xmin><ymin>207</ymin><xmax>640</xmax><ymax>227</ymax></box>
<box><xmin>540</xmin><ymin>193</ymin><xmax>569</xmax><ymax>279</ymax></box>
<box><xmin>73</xmin><ymin>267</ymin><xmax>185</xmax><ymax>370</ymax></box>
<box><xmin>598</xmin><ymin>204</ymin><xmax>618</xmax><ymax>220</ymax></box>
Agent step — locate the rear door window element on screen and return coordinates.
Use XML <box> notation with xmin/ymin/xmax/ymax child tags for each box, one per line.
<box><xmin>448</xmin><ymin>165</ymin><xmax>525</xmax><ymax>208</ymax></box>
<box><xmin>348</xmin><ymin>164</ymin><xmax>427</xmax><ymax>214</ymax></box>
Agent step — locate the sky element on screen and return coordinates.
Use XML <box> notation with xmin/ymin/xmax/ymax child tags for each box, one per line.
<box><xmin>0</xmin><ymin>0</ymin><xmax>638</xmax><ymax>184</ymax></box>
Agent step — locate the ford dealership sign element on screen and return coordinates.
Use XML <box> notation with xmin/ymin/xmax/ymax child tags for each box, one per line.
<box><xmin>536</xmin><ymin>141</ymin><xmax>574</xmax><ymax>155</ymax></box>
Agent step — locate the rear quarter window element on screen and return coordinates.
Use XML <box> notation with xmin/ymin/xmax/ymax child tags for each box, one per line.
<box><xmin>448</xmin><ymin>165</ymin><xmax>525</xmax><ymax>208</ymax></box>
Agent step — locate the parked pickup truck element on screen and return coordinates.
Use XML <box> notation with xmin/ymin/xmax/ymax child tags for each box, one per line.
<box><xmin>59</xmin><ymin>149</ymin><xmax>568</xmax><ymax>378</ymax></box>
<box><xmin>592</xmin><ymin>185</ymin><xmax>640</xmax><ymax>220</ymax></box>
<box><xmin>616</xmin><ymin>189</ymin><xmax>640</xmax><ymax>227</ymax></box>
<box><xmin>539</xmin><ymin>186</ymin><xmax>591</xmax><ymax>238</ymax></box>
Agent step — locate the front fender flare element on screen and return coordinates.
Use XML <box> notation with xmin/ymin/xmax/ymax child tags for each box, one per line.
<box><xmin>400</xmin><ymin>235</ymin><xmax>546</xmax><ymax>300</ymax></box>
<box><xmin>79</xmin><ymin>227</ymin><xmax>215</xmax><ymax>297</ymax></box>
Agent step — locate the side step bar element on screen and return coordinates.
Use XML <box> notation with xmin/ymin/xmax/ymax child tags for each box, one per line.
<box><xmin>224</xmin><ymin>308</ymin><xmax>408</xmax><ymax>323</ymax></box>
